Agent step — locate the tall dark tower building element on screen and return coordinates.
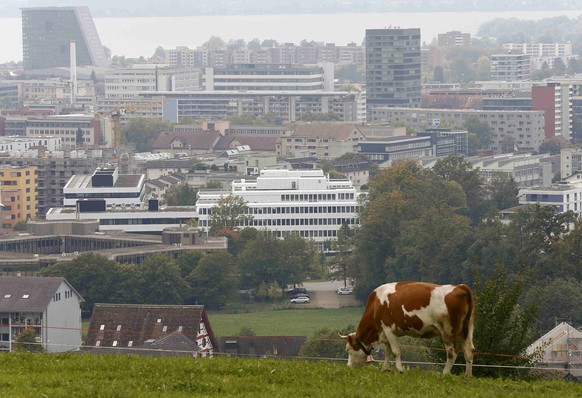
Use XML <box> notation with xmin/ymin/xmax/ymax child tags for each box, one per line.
<box><xmin>365</xmin><ymin>28</ymin><xmax>421</xmax><ymax>121</ymax></box>
<box><xmin>21</xmin><ymin>6</ymin><xmax>108</xmax><ymax>70</ymax></box>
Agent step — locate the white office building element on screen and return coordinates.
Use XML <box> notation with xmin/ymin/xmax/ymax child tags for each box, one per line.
<box><xmin>196</xmin><ymin>169</ymin><xmax>360</xmax><ymax>248</ymax></box>
<box><xmin>63</xmin><ymin>167</ymin><xmax>146</xmax><ymax>207</ymax></box>
<box><xmin>518</xmin><ymin>175</ymin><xmax>582</xmax><ymax>215</ymax></box>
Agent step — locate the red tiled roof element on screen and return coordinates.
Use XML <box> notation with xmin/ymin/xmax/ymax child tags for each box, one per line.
<box><xmin>214</xmin><ymin>135</ymin><xmax>279</xmax><ymax>152</ymax></box>
<box><xmin>86</xmin><ymin>304</ymin><xmax>218</xmax><ymax>351</ymax></box>
<box><xmin>152</xmin><ymin>131</ymin><xmax>222</xmax><ymax>151</ymax></box>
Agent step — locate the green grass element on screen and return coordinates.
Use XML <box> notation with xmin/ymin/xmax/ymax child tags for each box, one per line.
<box><xmin>208</xmin><ymin>307</ymin><xmax>363</xmax><ymax>338</ymax></box>
<box><xmin>0</xmin><ymin>353</ymin><xmax>578</xmax><ymax>397</ymax></box>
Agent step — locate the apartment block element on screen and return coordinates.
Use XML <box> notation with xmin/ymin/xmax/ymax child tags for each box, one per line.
<box><xmin>0</xmin><ymin>165</ymin><xmax>37</xmax><ymax>229</ymax></box>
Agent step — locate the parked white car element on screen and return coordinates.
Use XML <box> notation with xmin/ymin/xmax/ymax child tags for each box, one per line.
<box><xmin>337</xmin><ymin>287</ymin><xmax>353</xmax><ymax>295</ymax></box>
<box><xmin>290</xmin><ymin>296</ymin><xmax>310</xmax><ymax>304</ymax></box>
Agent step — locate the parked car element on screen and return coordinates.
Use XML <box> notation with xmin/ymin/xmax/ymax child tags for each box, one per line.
<box><xmin>292</xmin><ymin>293</ymin><xmax>309</xmax><ymax>299</ymax></box>
<box><xmin>287</xmin><ymin>287</ymin><xmax>307</xmax><ymax>296</ymax></box>
<box><xmin>290</xmin><ymin>296</ymin><xmax>310</xmax><ymax>304</ymax></box>
<box><xmin>337</xmin><ymin>287</ymin><xmax>353</xmax><ymax>295</ymax></box>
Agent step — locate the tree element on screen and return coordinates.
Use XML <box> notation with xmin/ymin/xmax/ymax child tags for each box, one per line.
<box><xmin>201</xmin><ymin>36</ymin><xmax>226</xmax><ymax>51</ymax></box>
<box><xmin>14</xmin><ymin>329</ymin><xmax>45</xmax><ymax>353</ymax></box>
<box><xmin>209</xmin><ymin>194</ymin><xmax>253</xmax><ymax>233</ymax></box>
<box><xmin>537</xmin><ymin>136</ymin><xmax>570</xmax><ymax>155</ymax></box>
<box><xmin>163</xmin><ymin>183</ymin><xmax>198</xmax><ymax>206</ymax></box>
<box><xmin>40</xmin><ymin>253</ymin><xmax>125</xmax><ymax>312</ymax></box>
<box><xmin>524</xmin><ymin>278</ymin><xmax>582</xmax><ymax>333</ymax></box>
<box><xmin>433</xmin><ymin>155</ymin><xmax>486</xmax><ymax>224</ymax></box>
<box><xmin>139</xmin><ymin>254</ymin><xmax>191</xmax><ymax>305</ymax></box>
<box><xmin>299</xmin><ymin>325</ymin><xmax>355</xmax><ymax>359</ymax></box>
<box><xmin>433</xmin><ymin>65</ymin><xmax>444</xmax><ymax>82</ymax></box>
<box><xmin>187</xmin><ymin>251</ymin><xmax>237</xmax><ymax>309</ymax></box>
<box><xmin>175</xmin><ymin>250</ymin><xmax>204</xmax><ymax>278</ymax></box>
<box><xmin>121</xmin><ymin>118</ymin><xmax>174</xmax><ymax>152</ymax></box>
<box><xmin>329</xmin><ymin>224</ymin><xmax>354</xmax><ymax>287</ymax></box>
<box><xmin>474</xmin><ymin>56</ymin><xmax>491</xmax><ymax>80</ymax></box>
<box><xmin>506</xmin><ymin>204</ymin><xmax>576</xmax><ymax>270</ymax></box>
<box><xmin>487</xmin><ymin>172</ymin><xmax>519</xmax><ymax>211</ymax></box>
<box><xmin>471</xmin><ymin>264</ymin><xmax>539</xmax><ymax>377</ymax></box>
<box><xmin>463</xmin><ymin>115</ymin><xmax>492</xmax><ymax>150</ymax></box>
<box><xmin>237</xmin><ymin>230</ymin><xmax>285</xmax><ymax>289</ymax></box>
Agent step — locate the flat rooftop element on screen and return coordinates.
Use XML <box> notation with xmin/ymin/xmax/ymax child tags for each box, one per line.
<box><xmin>66</xmin><ymin>174</ymin><xmax>143</xmax><ymax>190</ymax></box>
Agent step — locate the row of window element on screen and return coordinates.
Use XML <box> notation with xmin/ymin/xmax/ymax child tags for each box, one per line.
<box><xmin>200</xmin><ymin>205</ymin><xmax>357</xmax><ymax>215</ymax></box>
<box><xmin>280</xmin><ymin>193</ymin><xmax>354</xmax><ymax>202</ymax></box>
<box><xmin>200</xmin><ymin>217</ymin><xmax>357</xmax><ymax>228</ymax></box>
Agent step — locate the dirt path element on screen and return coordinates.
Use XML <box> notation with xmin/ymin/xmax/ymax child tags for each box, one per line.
<box><xmin>302</xmin><ymin>280</ymin><xmax>358</xmax><ymax>308</ymax></box>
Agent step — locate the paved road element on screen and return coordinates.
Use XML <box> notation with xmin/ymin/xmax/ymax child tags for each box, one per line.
<box><xmin>300</xmin><ymin>280</ymin><xmax>358</xmax><ymax>308</ymax></box>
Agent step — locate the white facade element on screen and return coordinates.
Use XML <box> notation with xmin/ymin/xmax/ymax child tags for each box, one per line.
<box><xmin>63</xmin><ymin>168</ymin><xmax>146</xmax><ymax>207</ymax></box>
<box><xmin>0</xmin><ymin>136</ymin><xmax>62</xmax><ymax>155</ymax></box>
<box><xmin>196</xmin><ymin>169</ymin><xmax>360</xmax><ymax>248</ymax></box>
<box><xmin>0</xmin><ymin>277</ymin><xmax>83</xmax><ymax>353</ymax></box>
<box><xmin>491</xmin><ymin>53</ymin><xmax>532</xmax><ymax>81</ymax></box>
<box><xmin>503</xmin><ymin>43</ymin><xmax>573</xmax><ymax>57</ymax></box>
<box><xmin>45</xmin><ymin>206</ymin><xmax>198</xmax><ymax>234</ymax></box>
<box><xmin>518</xmin><ymin>178</ymin><xmax>582</xmax><ymax>215</ymax></box>
<box><xmin>104</xmin><ymin>65</ymin><xmax>200</xmax><ymax>98</ymax></box>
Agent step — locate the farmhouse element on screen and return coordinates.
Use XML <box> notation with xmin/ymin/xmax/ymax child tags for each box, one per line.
<box><xmin>0</xmin><ymin>276</ymin><xmax>84</xmax><ymax>352</ymax></box>
<box><xmin>86</xmin><ymin>304</ymin><xmax>218</xmax><ymax>357</ymax></box>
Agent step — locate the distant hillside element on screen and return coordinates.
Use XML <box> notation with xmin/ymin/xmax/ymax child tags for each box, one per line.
<box><xmin>2</xmin><ymin>0</ymin><xmax>581</xmax><ymax>18</ymax></box>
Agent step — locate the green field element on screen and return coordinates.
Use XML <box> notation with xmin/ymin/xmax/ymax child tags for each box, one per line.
<box><xmin>0</xmin><ymin>353</ymin><xmax>578</xmax><ymax>397</ymax></box>
<box><xmin>207</xmin><ymin>307</ymin><xmax>364</xmax><ymax>338</ymax></box>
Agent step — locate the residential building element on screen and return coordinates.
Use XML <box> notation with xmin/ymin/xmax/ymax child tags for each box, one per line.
<box><xmin>0</xmin><ymin>276</ymin><xmax>83</xmax><ymax>352</ymax></box>
<box><xmin>502</xmin><ymin>43</ymin><xmax>577</xmax><ymax>71</ymax></box>
<box><xmin>333</xmin><ymin>161</ymin><xmax>370</xmax><ymax>188</ymax></box>
<box><xmin>0</xmin><ymin>151</ymin><xmax>105</xmax><ymax>218</ymax></box>
<box><xmin>21</xmin><ymin>6</ymin><xmax>108</xmax><ymax>70</ymax></box>
<box><xmin>561</xmin><ymin>148</ymin><xmax>582</xmax><ymax>179</ymax></box>
<box><xmin>86</xmin><ymin>304</ymin><xmax>218</xmax><ymax>357</ymax></box>
<box><xmin>277</xmin><ymin>123</ymin><xmax>367</xmax><ymax>158</ymax></box>
<box><xmin>365</xmin><ymin>28</ymin><xmax>421</xmax><ymax>120</ymax></box>
<box><xmin>369</xmin><ymin>107</ymin><xmax>546</xmax><ymax>153</ymax></box>
<box><xmin>196</xmin><ymin>169</ymin><xmax>360</xmax><ymax>249</ymax></box>
<box><xmin>0</xmin><ymin>165</ymin><xmax>37</xmax><ymax>230</ymax></box>
<box><xmin>152</xmin><ymin>91</ymin><xmax>357</xmax><ymax>123</ymax></box>
<box><xmin>490</xmin><ymin>52</ymin><xmax>532</xmax><ymax>81</ymax></box>
<box><xmin>1</xmin><ymin>114</ymin><xmax>112</xmax><ymax>149</ymax></box>
<box><xmin>104</xmin><ymin>65</ymin><xmax>200</xmax><ymax>99</ymax></box>
<box><xmin>437</xmin><ymin>31</ymin><xmax>471</xmax><ymax>48</ymax></box>
<box><xmin>531</xmin><ymin>82</ymin><xmax>573</xmax><ymax>140</ymax></box>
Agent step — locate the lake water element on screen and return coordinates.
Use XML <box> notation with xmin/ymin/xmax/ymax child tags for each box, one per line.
<box><xmin>1</xmin><ymin>10</ymin><xmax>582</xmax><ymax>63</ymax></box>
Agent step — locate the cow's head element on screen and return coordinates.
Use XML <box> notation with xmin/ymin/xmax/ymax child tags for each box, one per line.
<box><xmin>340</xmin><ymin>332</ymin><xmax>370</xmax><ymax>368</ymax></box>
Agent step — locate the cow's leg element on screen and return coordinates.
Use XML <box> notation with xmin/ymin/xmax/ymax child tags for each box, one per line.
<box><xmin>385</xmin><ymin>333</ymin><xmax>403</xmax><ymax>373</ymax></box>
<box><xmin>442</xmin><ymin>337</ymin><xmax>457</xmax><ymax>375</ymax></box>
<box><xmin>463</xmin><ymin>337</ymin><xmax>474</xmax><ymax>377</ymax></box>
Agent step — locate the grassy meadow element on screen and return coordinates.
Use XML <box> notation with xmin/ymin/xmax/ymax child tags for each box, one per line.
<box><xmin>207</xmin><ymin>307</ymin><xmax>364</xmax><ymax>337</ymax></box>
<box><xmin>0</xmin><ymin>353</ymin><xmax>579</xmax><ymax>397</ymax></box>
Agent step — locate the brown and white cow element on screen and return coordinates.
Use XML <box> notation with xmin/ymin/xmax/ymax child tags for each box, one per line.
<box><xmin>341</xmin><ymin>281</ymin><xmax>475</xmax><ymax>377</ymax></box>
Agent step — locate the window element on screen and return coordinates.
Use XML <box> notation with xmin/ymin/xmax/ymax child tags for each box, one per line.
<box><xmin>116</xmin><ymin>325</ymin><xmax>122</xmax><ymax>332</ymax></box>
<box><xmin>22</xmin><ymin>294</ymin><xmax>30</xmax><ymax>299</ymax></box>
<box><xmin>128</xmin><ymin>341</ymin><xmax>133</xmax><ymax>347</ymax></box>
<box><xmin>178</xmin><ymin>326</ymin><xmax>183</xmax><ymax>332</ymax></box>
<box><xmin>100</xmin><ymin>324</ymin><xmax>105</xmax><ymax>331</ymax></box>
<box><xmin>96</xmin><ymin>341</ymin><xmax>101</xmax><ymax>347</ymax></box>
<box><xmin>3</xmin><ymin>294</ymin><xmax>11</xmax><ymax>299</ymax></box>
<box><xmin>162</xmin><ymin>325</ymin><xmax>168</xmax><ymax>332</ymax></box>
<box><xmin>112</xmin><ymin>341</ymin><xmax>118</xmax><ymax>347</ymax></box>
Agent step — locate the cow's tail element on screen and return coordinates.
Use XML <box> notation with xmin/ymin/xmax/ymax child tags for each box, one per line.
<box><xmin>461</xmin><ymin>285</ymin><xmax>475</xmax><ymax>353</ymax></box>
